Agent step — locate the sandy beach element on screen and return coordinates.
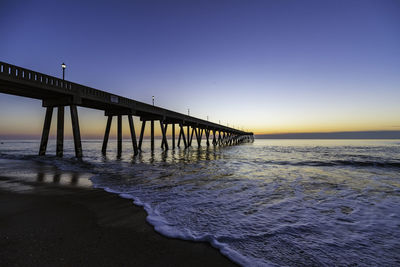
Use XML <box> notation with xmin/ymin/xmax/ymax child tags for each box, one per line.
<box><xmin>0</xmin><ymin>175</ymin><xmax>236</xmax><ymax>266</ymax></box>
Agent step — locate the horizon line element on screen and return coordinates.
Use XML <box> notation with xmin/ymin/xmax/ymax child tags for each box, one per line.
<box><xmin>1</xmin><ymin>130</ymin><xmax>400</xmax><ymax>140</ymax></box>
<box><xmin>255</xmin><ymin>130</ymin><xmax>400</xmax><ymax>139</ymax></box>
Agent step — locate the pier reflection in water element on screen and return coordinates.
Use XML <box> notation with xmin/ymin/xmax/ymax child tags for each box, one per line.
<box><xmin>0</xmin><ymin>157</ymin><xmax>94</xmax><ymax>193</ymax></box>
<box><xmin>35</xmin><ymin>171</ymin><xmax>83</xmax><ymax>186</ymax></box>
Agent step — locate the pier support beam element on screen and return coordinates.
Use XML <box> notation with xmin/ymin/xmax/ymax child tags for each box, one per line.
<box><xmin>172</xmin><ymin>124</ymin><xmax>175</xmax><ymax>149</ymax></box>
<box><xmin>70</xmin><ymin>105</ymin><xmax>82</xmax><ymax>158</ymax></box>
<box><xmin>161</xmin><ymin>123</ymin><xmax>168</xmax><ymax>149</ymax></box>
<box><xmin>212</xmin><ymin>130</ymin><xmax>216</xmax><ymax>146</ymax></box>
<box><xmin>128</xmin><ymin>115</ymin><xmax>138</xmax><ymax>156</ymax></box>
<box><xmin>180</xmin><ymin>123</ymin><xmax>188</xmax><ymax>148</ymax></box>
<box><xmin>160</xmin><ymin>120</ymin><xmax>168</xmax><ymax>150</ymax></box>
<box><xmin>151</xmin><ymin>120</ymin><xmax>154</xmax><ymax>151</ymax></box>
<box><xmin>205</xmin><ymin>129</ymin><xmax>210</xmax><ymax>146</ymax></box>
<box><xmin>187</xmin><ymin>126</ymin><xmax>190</xmax><ymax>147</ymax></box>
<box><xmin>39</xmin><ymin>107</ymin><xmax>53</xmax><ymax>156</ymax></box>
<box><xmin>56</xmin><ymin>106</ymin><xmax>64</xmax><ymax>157</ymax></box>
<box><xmin>198</xmin><ymin>128</ymin><xmax>203</xmax><ymax>147</ymax></box>
<box><xmin>138</xmin><ymin>121</ymin><xmax>146</xmax><ymax>151</ymax></box>
<box><xmin>102</xmin><ymin>116</ymin><xmax>112</xmax><ymax>155</ymax></box>
<box><xmin>177</xmin><ymin>125</ymin><xmax>182</xmax><ymax>147</ymax></box>
<box><xmin>195</xmin><ymin>128</ymin><xmax>202</xmax><ymax>147</ymax></box>
<box><xmin>189</xmin><ymin>127</ymin><xmax>195</xmax><ymax>147</ymax></box>
<box><xmin>117</xmin><ymin>115</ymin><xmax>122</xmax><ymax>157</ymax></box>
<box><xmin>194</xmin><ymin>128</ymin><xmax>199</xmax><ymax>147</ymax></box>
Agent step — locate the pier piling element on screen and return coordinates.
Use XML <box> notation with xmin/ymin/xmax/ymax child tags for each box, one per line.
<box><xmin>160</xmin><ymin>120</ymin><xmax>168</xmax><ymax>150</ymax></box>
<box><xmin>151</xmin><ymin>120</ymin><xmax>154</xmax><ymax>151</ymax></box>
<box><xmin>70</xmin><ymin>105</ymin><xmax>82</xmax><ymax>158</ymax></box>
<box><xmin>39</xmin><ymin>107</ymin><xmax>53</xmax><ymax>156</ymax></box>
<box><xmin>56</xmin><ymin>106</ymin><xmax>64</xmax><ymax>157</ymax></box>
<box><xmin>180</xmin><ymin>123</ymin><xmax>188</xmax><ymax>148</ymax></box>
<box><xmin>128</xmin><ymin>115</ymin><xmax>138</xmax><ymax>156</ymax></box>
<box><xmin>102</xmin><ymin>116</ymin><xmax>112</xmax><ymax>155</ymax></box>
<box><xmin>117</xmin><ymin>115</ymin><xmax>122</xmax><ymax>157</ymax></box>
<box><xmin>138</xmin><ymin>121</ymin><xmax>146</xmax><ymax>151</ymax></box>
<box><xmin>172</xmin><ymin>124</ymin><xmax>175</xmax><ymax>148</ymax></box>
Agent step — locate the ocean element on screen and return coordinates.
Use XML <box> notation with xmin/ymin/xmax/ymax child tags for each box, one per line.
<box><xmin>1</xmin><ymin>139</ymin><xmax>399</xmax><ymax>266</ymax></box>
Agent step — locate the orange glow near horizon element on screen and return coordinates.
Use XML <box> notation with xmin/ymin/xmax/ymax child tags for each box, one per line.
<box><xmin>0</xmin><ymin>94</ymin><xmax>399</xmax><ymax>139</ymax></box>
<box><xmin>0</xmin><ymin>113</ymin><xmax>398</xmax><ymax>139</ymax></box>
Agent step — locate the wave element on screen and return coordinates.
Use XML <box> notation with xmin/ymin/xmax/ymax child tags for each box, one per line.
<box><xmin>94</xmin><ymin>185</ymin><xmax>276</xmax><ymax>267</ymax></box>
<box><xmin>262</xmin><ymin>159</ymin><xmax>400</xmax><ymax>169</ymax></box>
<box><xmin>0</xmin><ymin>152</ymin><xmax>98</xmax><ymax>174</ymax></box>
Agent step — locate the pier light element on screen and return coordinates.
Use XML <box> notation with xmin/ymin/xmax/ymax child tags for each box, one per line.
<box><xmin>188</xmin><ymin>109</ymin><xmax>190</xmax><ymax>116</ymax></box>
<box><xmin>61</xmin><ymin>62</ymin><xmax>66</xmax><ymax>80</ymax></box>
<box><xmin>152</xmin><ymin>96</ymin><xmax>154</xmax><ymax>106</ymax></box>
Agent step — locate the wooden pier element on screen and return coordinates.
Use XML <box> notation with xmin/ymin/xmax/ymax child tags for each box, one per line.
<box><xmin>0</xmin><ymin>61</ymin><xmax>254</xmax><ymax>158</ymax></box>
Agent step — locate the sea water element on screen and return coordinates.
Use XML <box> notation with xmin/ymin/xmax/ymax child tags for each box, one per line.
<box><xmin>0</xmin><ymin>139</ymin><xmax>399</xmax><ymax>266</ymax></box>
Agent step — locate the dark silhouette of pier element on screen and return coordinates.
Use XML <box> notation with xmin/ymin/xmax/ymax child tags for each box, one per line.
<box><xmin>0</xmin><ymin>61</ymin><xmax>254</xmax><ymax>158</ymax></box>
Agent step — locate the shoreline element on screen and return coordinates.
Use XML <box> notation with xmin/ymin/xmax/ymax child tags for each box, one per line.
<box><xmin>0</xmin><ymin>176</ymin><xmax>237</xmax><ymax>266</ymax></box>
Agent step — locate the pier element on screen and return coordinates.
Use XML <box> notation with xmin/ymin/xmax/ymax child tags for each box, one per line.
<box><xmin>0</xmin><ymin>61</ymin><xmax>254</xmax><ymax>158</ymax></box>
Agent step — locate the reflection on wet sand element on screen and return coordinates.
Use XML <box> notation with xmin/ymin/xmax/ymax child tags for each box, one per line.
<box><xmin>71</xmin><ymin>173</ymin><xmax>79</xmax><ymax>185</ymax></box>
<box><xmin>37</xmin><ymin>172</ymin><xmax>44</xmax><ymax>182</ymax></box>
<box><xmin>35</xmin><ymin>170</ymin><xmax>92</xmax><ymax>187</ymax></box>
<box><xmin>1</xmin><ymin>145</ymin><xmax>225</xmax><ymax>195</ymax></box>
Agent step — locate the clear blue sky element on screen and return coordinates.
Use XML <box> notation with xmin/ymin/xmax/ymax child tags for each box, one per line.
<box><xmin>1</xmin><ymin>0</ymin><xmax>399</xmax><ymax>137</ymax></box>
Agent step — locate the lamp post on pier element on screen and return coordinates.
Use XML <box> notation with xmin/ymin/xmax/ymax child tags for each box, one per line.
<box><xmin>61</xmin><ymin>63</ymin><xmax>66</xmax><ymax>80</ymax></box>
<box><xmin>152</xmin><ymin>96</ymin><xmax>154</xmax><ymax>106</ymax></box>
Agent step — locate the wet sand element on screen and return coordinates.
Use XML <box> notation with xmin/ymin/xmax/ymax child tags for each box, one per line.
<box><xmin>0</xmin><ymin>176</ymin><xmax>237</xmax><ymax>266</ymax></box>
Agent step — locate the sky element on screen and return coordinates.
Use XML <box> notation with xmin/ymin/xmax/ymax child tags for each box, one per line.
<box><xmin>1</xmin><ymin>0</ymin><xmax>399</xmax><ymax>138</ymax></box>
